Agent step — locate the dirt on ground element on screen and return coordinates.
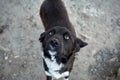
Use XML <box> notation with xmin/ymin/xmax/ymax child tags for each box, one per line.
<box><xmin>0</xmin><ymin>0</ymin><xmax>120</xmax><ymax>80</ymax></box>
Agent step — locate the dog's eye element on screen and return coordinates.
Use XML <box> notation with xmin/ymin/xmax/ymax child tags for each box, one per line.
<box><xmin>64</xmin><ymin>34</ymin><xmax>70</xmax><ymax>40</ymax></box>
<box><xmin>49</xmin><ymin>29</ymin><xmax>56</xmax><ymax>36</ymax></box>
<box><xmin>49</xmin><ymin>31</ymin><xmax>54</xmax><ymax>36</ymax></box>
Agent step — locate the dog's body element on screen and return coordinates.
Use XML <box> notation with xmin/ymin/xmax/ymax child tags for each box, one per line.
<box><xmin>39</xmin><ymin>0</ymin><xmax>87</xmax><ymax>80</ymax></box>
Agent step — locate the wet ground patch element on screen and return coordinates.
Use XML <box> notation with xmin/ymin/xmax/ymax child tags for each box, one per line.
<box><xmin>88</xmin><ymin>45</ymin><xmax>120</xmax><ymax>80</ymax></box>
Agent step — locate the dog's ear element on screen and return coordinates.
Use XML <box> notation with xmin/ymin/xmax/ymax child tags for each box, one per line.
<box><xmin>74</xmin><ymin>38</ymin><xmax>88</xmax><ymax>52</ymax></box>
<box><xmin>39</xmin><ymin>32</ymin><xmax>46</xmax><ymax>42</ymax></box>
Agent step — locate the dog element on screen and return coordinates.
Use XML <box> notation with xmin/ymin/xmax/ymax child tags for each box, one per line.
<box><xmin>39</xmin><ymin>0</ymin><xmax>88</xmax><ymax>80</ymax></box>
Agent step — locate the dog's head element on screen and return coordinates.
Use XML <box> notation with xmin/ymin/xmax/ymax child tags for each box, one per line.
<box><xmin>39</xmin><ymin>27</ymin><xmax>87</xmax><ymax>63</ymax></box>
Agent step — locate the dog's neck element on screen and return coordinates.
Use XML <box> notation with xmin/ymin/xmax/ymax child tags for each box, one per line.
<box><xmin>49</xmin><ymin>50</ymin><xmax>76</xmax><ymax>73</ymax></box>
<box><xmin>60</xmin><ymin>51</ymin><xmax>76</xmax><ymax>73</ymax></box>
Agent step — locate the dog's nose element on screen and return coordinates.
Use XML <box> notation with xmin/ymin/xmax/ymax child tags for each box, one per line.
<box><xmin>50</xmin><ymin>39</ymin><xmax>59</xmax><ymax>48</ymax></box>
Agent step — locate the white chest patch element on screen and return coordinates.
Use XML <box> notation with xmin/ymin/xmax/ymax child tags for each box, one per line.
<box><xmin>45</xmin><ymin>57</ymin><xmax>63</xmax><ymax>71</ymax></box>
<box><xmin>43</xmin><ymin>51</ymin><xmax>69</xmax><ymax>79</ymax></box>
<box><xmin>48</xmin><ymin>50</ymin><xmax>57</xmax><ymax>56</ymax></box>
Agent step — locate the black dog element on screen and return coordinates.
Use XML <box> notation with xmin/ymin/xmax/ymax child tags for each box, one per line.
<box><xmin>39</xmin><ymin>0</ymin><xmax>88</xmax><ymax>80</ymax></box>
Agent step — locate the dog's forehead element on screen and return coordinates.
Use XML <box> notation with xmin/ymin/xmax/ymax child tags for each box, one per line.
<box><xmin>57</xmin><ymin>28</ymin><xmax>69</xmax><ymax>33</ymax></box>
<box><xmin>50</xmin><ymin>27</ymin><xmax>73</xmax><ymax>35</ymax></box>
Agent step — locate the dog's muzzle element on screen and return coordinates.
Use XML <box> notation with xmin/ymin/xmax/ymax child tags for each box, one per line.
<box><xmin>48</xmin><ymin>39</ymin><xmax>59</xmax><ymax>51</ymax></box>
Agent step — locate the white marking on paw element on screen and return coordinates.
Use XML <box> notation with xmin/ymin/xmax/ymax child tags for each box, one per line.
<box><xmin>53</xmin><ymin>71</ymin><xmax>69</xmax><ymax>79</ymax></box>
<box><xmin>64</xmin><ymin>78</ymin><xmax>69</xmax><ymax>80</ymax></box>
<box><xmin>61</xmin><ymin>71</ymin><xmax>69</xmax><ymax>78</ymax></box>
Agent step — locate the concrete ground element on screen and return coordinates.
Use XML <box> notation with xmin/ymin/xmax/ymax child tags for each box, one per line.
<box><xmin>0</xmin><ymin>0</ymin><xmax>120</xmax><ymax>80</ymax></box>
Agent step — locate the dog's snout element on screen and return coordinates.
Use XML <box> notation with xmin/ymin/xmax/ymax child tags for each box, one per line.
<box><xmin>50</xmin><ymin>39</ymin><xmax>59</xmax><ymax>47</ymax></box>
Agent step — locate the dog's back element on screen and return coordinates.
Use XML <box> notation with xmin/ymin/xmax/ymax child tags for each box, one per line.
<box><xmin>40</xmin><ymin>0</ymin><xmax>75</xmax><ymax>35</ymax></box>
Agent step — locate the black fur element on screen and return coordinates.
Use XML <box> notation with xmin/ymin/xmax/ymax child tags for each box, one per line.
<box><xmin>39</xmin><ymin>0</ymin><xmax>88</xmax><ymax>79</ymax></box>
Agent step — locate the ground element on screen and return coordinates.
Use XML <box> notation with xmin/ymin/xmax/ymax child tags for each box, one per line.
<box><xmin>0</xmin><ymin>0</ymin><xmax>120</xmax><ymax>80</ymax></box>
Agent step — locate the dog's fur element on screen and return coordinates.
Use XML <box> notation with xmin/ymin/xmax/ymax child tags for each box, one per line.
<box><xmin>39</xmin><ymin>0</ymin><xmax>88</xmax><ymax>80</ymax></box>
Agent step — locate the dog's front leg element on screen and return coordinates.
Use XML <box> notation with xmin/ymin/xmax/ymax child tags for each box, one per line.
<box><xmin>43</xmin><ymin>59</ymin><xmax>52</xmax><ymax>80</ymax></box>
<box><xmin>46</xmin><ymin>76</ymin><xmax>52</xmax><ymax>80</ymax></box>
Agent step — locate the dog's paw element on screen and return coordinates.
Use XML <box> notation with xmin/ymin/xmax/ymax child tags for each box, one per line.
<box><xmin>62</xmin><ymin>71</ymin><xmax>69</xmax><ymax>77</ymax></box>
<box><xmin>54</xmin><ymin>71</ymin><xmax>69</xmax><ymax>79</ymax></box>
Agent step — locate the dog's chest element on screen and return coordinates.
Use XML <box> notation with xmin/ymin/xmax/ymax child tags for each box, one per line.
<box><xmin>44</xmin><ymin>56</ymin><xmax>66</xmax><ymax>79</ymax></box>
<box><xmin>43</xmin><ymin>51</ymin><xmax>70</xmax><ymax>79</ymax></box>
<box><xmin>45</xmin><ymin>56</ymin><xmax>63</xmax><ymax>71</ymax></box>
